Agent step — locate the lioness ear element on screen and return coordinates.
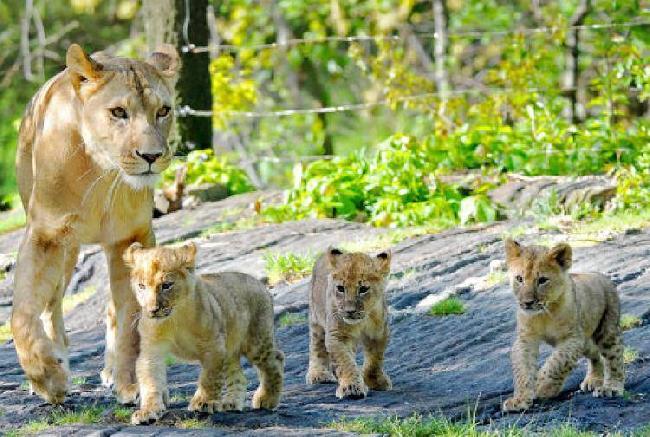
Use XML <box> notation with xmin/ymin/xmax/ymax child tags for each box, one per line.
<box><xmin>504</xmin><ymin>238</ymin><xmax>521</xmax><ymax>265</ymax></box>
<box><xmin>326</xmin><ymin>247</ymin><xmax>344</xmax><ymax>270</ymax></box>
<box><xmin>66</xmin><ymin>44</ymin><xmax>103</xmax><ymax>90</ymax></box>
<box><xmin>375</xmin><ymin>251</ymin><xmax>391</xmax><ymax>276</ymax></box>
<box><xmin>147</xmin><ymin>44</ymin><xmax>180</xmax><ymax>81</ymax></box>
<box><xmin>177</xmin><ymin>242</ymin><xmax>197</xmax><ymax>269</ymax></box>
<box><xmin>123</xmin><ymin>242</ymin><xmax>143</xmax><ymax>267</ymax></box>
<box><xmin>548</xmin><ymin>242</ymin><xmax>572</xmax><ymax>271</ymax></box>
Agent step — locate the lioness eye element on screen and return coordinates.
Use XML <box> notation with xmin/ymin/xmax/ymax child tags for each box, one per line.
<box><xmin>359</xmin><ymin>285</ymin><xmax>370</xmax><ymax>294</ymax></box>
<box><xmin>515</xmin><ymin>275</ymin><xmax>523</xmax><ymax>283</ymax></box>
<box><xmin>538</xmin><ymin>277</ymin><xmax>549</xmax><ymax>285</ymax></box>
<box><xmin>336</xmin><ymin>285</ymin><xmax>345</xmax><ymax>294</ymax></box>
<box><xmin>157</xmin><ymin>106</ymin><xmax>171</xmax><ymax>118</ymax></box>
<box><xmin>110</xmin><ymin>107</ymin><xmax>128</xmax><ymax>119</ymax></box>
<box><xmin>161</xmin><ymin>282</ymin><xmax>174</xmax><ymax>291</ymax></box>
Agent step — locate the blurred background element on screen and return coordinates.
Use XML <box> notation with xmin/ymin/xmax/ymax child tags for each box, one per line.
<box><xmin>0</xmin><ymin>0</ymin><xmax>648</xmax><ymax>231</ymax></box>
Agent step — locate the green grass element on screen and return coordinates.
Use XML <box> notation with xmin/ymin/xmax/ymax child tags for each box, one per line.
<box><xmin>71</xmin><ymin>376</ymin><xmax>87</xmax><ymax>385</ymax></box>
<box><xmin>0</xmin><ymin>208</ymin><xmax>26</xmax><ymax>235</ymax></box>
<box><xmin>62</xmin><ymin>286</ymin><xmax>97</xmax><ymax>314</ymax></box>
<box><xmin>624</xmin><ymin>347</ymin><xmax>639</xmax><ymax>365</ymax></box>
<box><xmin>176</xmin><ymin>417</ymin><xmax>209</xmax><ymax>429</ymax></box>
<box><xmin>621</xmin><ymin>314</ymin><xmax>642</xmax><ymax>331</ymax></box>
<box><xmin>571</xmin><ymin>208</ymin><xmax>650</xmax><ymax>236</ymax></box>
<box><xmin>279</xmin><ymin>312</ymin><xmax>308</xmax><ymax>327</ymax></box>
<box><xmin>264</xmin><ymin>251</ymin><xmax>318</xmax><ymax>285</ymax></box>
<box><xmin>428</xmin><ymin>297</ymin><xmax>465</xmax><ymax>317</ymax></box>
<box><xmin>112</xmin><ymin>405</ymin><xmax>132</xmax><ymax>423</ymax></box>
<box><xmin>6</xmin><ymin>406</ymin><xmax>105</xmax><ymax>436</ymax></box>
<box><xmin>165</xmin><ymin>353</ymin><xmax>178</xmax><ymax>366</ymax></box>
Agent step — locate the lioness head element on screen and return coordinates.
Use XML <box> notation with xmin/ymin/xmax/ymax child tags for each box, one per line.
<box><xmin>124</xmin><ymin>242</ymin><xmax>197</xmax><ymax>320</ymax></box>
<box><xmin>504</xmin><ymin>239</ymin><xmax>572</xmax><ymax>314</ymax></box>
<box><xmin>66</xmin><ymin>44</ymin><xmax>180</xmax><ymax>190</ymax></box>
<box><xmin>326</xmin><ymin>247</ymin><xmax>391</xmax><ymax>324</ymax></box>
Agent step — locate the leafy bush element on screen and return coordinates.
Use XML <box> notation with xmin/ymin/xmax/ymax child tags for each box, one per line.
<box><xmin>162</xmin><ymin>149</ymin><xmax>253</xmax><ymax>196</ymax></box>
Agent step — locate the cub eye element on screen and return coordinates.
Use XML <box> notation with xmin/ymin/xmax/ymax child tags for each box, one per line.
<box><xmin>157</xmin><ymin>106</ymin><xmax>171</xmax><ymax>118</ymax></box>
<box><xmin>538</xmin><ymin>276</ymin><xmax>549</xmax><ymax>285</ymax></box>
<box><xmin>515</xmin><ymin>275</ymin><xmax>523</xmax><ymax>283</ymax></box>
<box><xmin>110</xmin><ymin>107</ymin><xmax>128</xmax><ymax>119</ymax></box>
<box><xmin>336</xmin><ymin>285</ymin><xmax>345</xmax><ymax>294</ymax></box>
<box><xmin>161</xmin><ymin>282</ymin><xmax>174</xmax><ymax>291</ymax></box>
<box><xmin>359</xmin><ymin>285</ymin><xmax>370</xmax><ymax>294</ymax></box>
<box><xmin>138</xmin><ymin>283</ymin><xmax>145</xmax><ymax>290</ymax></box>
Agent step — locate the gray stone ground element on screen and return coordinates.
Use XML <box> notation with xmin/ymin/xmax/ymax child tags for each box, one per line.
<box><xmin>0</xmin><ymin>193</ymin><xmax>649</xmax><ymax>435</ymax></box>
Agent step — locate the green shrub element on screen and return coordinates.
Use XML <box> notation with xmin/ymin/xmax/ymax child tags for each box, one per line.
<box><xmin>428</xmin><ymin>297</ymin><xmax>466</xmax><ymax>316</ymax></box>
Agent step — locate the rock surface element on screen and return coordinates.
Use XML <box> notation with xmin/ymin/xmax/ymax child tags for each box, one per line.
<box><xmin>0</xmin><ymin>193</ymin><xmax>649</xmax><ymax>435</ymax></box>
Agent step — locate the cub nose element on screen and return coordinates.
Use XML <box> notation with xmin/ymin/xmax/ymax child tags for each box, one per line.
<box><xmin>345</xmin><ymin>310</ymin><xmax>357</xmax><ymax>318</ymax></box>
<box><xmin>148</xmin><ymin>307</ymin><xmax>160</xmax><ymax>316</ymax></box>
<box><xmin>522</xmin><ymin>300</ymin><xmax>536</xmax><ymax>309</ymax></box>
<box><xmin>136</xmin><ymin>150</ymin><xmax>162</xmax><ymax>165</ymax></box>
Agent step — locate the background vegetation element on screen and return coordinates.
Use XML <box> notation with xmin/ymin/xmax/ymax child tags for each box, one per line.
<box><xmin>0</xmin><ymin>0</ymin><xmax>648</xmax><ymax>230</ymax></box>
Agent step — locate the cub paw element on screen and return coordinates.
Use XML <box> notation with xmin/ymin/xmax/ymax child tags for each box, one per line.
<box><xmin>131</xmin><ymin>406</ymin><xmax>165</xmax><ymax>425</ymax></box>
<box><xmin>306</xmin><ymin>368</ymin><xmax>337</xmax><ymax>385</ymax></box>
<box><xmin>502</xmin><ymin>396</ymin><xmax>532</xmax><ymax>412</ymax></box>
<box><xmin>100</xmin><ymin>367</ymin><xmax>114</xmax><ymax>388</ymax></box>
<box><xmin>364</xmin><ymin>370</ymin><xmax>392</xmax><ymax>391</ymax></box>
<box><xmin>535</xmin><ymin>380</ymin><xmax>562</xmax><ymax>400</ymax></box>
<box><xmin>593</xmin><ymin>382</ymin><xmax>624</xmax><ymax>398</ymax></box>
<box><xmin>188</xmin><ymin>393</ymin><xmax>220</xmax><ymax>413</ymax></box>
<box><xmin>29</xmin><ymin>364</ymin><xmax>69</xmax><ymax>405</ymax></box>
<box><xmin>219</xmin><ymin>398</ymin><xmax>244</xmax><ymax>412</ymax></box>
<box><xmin>580</xmin><ymin>375</ymin><xmax>604</xmax><ymax>393</ymax></box>
<box><xmin>115</xmin><ymin>383</ymin><xmax>139</xmax><ymax>405</ymax></box>
<box><xmin>252</xmin><ymin>387</ymin><xmax>280</xmax><ymax>410</ymax></box>
<box><xmin>336</xmin><ymin>380</ymin><xmax>368</xmax><ymax>400</ymax></box>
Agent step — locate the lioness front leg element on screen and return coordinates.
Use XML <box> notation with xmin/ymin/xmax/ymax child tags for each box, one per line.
<box><xmin>503</xmin><ymin>338</ymin><xmax>539</xmax><ymax>412</ymax></box>
<box><xmin>189</xmin><ymin>352</ymin><xmax>225</xmax><ymax>414</ymax></box>
<box><xmin>536</xmin><ymin>337</ymin><xmax>582</xmax><ymax>400</ymax></box>
<box><xmin>361</xmin><ymin>327</ymin><xmax>391</xmax><ymax>391</ymax></box>
<box><xmin>11</xmin><ymin>225</ymin><xmax>73</xmax><ymax>404</ymax></box>
<box><xmin>327</xmin><ymin>334</ymin><xmax>367</xmax><ymax>399</ymax></box>
<box><xmin>106</xmin><ymin>239</ymin><xmax>148</xmax><ymax>404</ymax></box>
<box><xmin>131</xmin><ymin>346</ymin><xmax>167</xmax><ymax>425</ymax></box>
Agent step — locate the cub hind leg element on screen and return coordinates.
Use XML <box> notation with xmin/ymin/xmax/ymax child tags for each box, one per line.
<box><xmin>306</xmin><ymin>322</ymin><xmax>336</xmax><ymax>384</ymax></box>
<box><xmin>580</xmin><ymin>340</ymin><xmax>604</xmax><ymax>393</ymax></box>
<box><xmin>361</xmin><ymin>327</ymin><xmax>392</xmax><ymax>391</ymax></box>
<box><xmin>220</xmin><ymin>358</ymin><xmax>247</xmax><ymax>411</ymax></box>
<box><xmin>594</xmin><ymin>308</ymin><xmax>625</xmax><ymax>396</ymax></box>
<box><xmin>248</xmin><ymin>343</ymin><xmax>284</xmax><ymax>410</ymax></box>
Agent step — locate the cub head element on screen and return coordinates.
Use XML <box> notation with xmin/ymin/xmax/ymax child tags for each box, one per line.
<box><xmin>124</xmin><ymin>242</ymin><xmax>197</xmax><ymax>320</ymax></box>
<box><xmin>504</xmin><ymin>238</ymin><xmax>572</xmax><ymax>314</ymax></box>
<box><xmin>66</xmin><ymin>43</ymin><xmax>180</xmax><ymax>190</ymax></box>
<box><xmin>326</xmin><ymin>247</ymin><xmax>391</xmax><ymax>324</ymax></box>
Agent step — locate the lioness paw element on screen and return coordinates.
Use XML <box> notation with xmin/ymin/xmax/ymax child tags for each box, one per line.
<box><xmin>502</xmin><ymin>396</ymin><xmax>532</xmax><ymax>412</ymax></box>
<box><xmin>336</xmin><ymin>381</ymin><xmax>368</xmax><ymax>399</ymax></box>
<box><xmin>131</xmin><ymin>407</ymin><xmax>165</xmax><ymax>425</ymax></box>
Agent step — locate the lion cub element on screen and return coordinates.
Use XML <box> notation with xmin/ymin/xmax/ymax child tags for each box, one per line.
<box><xmin>124</xmin><ymin>242</ymin><xmax>284</xmax><ymax>424</ymax></box>
<box><xmin>306</xmin><ymin>247</ymin><xmax>392</xmax><ymax>399</ymax></box>
<box><xmin>502</xmin><ymin>239</ymin><xmax>624</xmax><ymax>412</ymax></box>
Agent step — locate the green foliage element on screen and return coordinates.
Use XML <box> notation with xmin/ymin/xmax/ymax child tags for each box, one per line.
<box><xmin>162</xmin><ymin>150</ymin><xmax>253</xmax><ymax>196</ymax></box>
<box><xmin>264</xmin><ymin>251</ymin><xmax>317</xmax><ymax>285</ymax></box>
<box><xmin>428</xmin><ymin>297</ymin><xmax>466</xmax><ymax>317</ymax></box>
<box><xmin>621</xmin><ymin>314</ymin><xmax>642</xmax><ymax>332</ymax></box>
<box><xmin>278</xmin><ymin>312</ymin><xmax>308</xmax><ymax>327</ymax></box>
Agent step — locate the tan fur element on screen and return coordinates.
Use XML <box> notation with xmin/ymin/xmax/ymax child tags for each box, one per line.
<box><xmin>306</xmin><ymin>247</ymin><xmax>392</xmax><ymax>399</ymax></box>
<box><xmin>124</xmin><ymin>243</ymin><xmax>284</xmax><ymax>424</ymax></box>
<box><xmin>502</xmin><ymin>239</ymin><xmax>624</xmax><ymax>412</ymax></box>
<box><xmin>11</xmin><ymin>44</ymin><xmax>179</xmax><ymax>404</ymax></box>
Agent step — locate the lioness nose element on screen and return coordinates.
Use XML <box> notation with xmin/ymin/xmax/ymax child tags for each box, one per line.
<box><xmin>136</xmin><ymin>150</ymin><xmax>162</xmax><ymax>164</ymax></box>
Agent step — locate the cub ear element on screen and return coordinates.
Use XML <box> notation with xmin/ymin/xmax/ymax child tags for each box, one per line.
<box><xmin>375</xmin><ymin>250</ymin><xmax>391</xmax><ymax>276</ymax></box>
<box><xmin>504</xmin><ymin>238</ymin><xmax>521</xmax><ymax>265</ymax></box>
<box><xmin>123</xmin><ymin>242</ymin><xmax>144</xmax><ymax>267</ymax></box>
<box><xmin>147</xmin><ymin>44</ymin><xmax>180</xmax><ymax>81</ymax></box>
<box><xmin>177</xmin><ymin>242</ymin><xmax>197</xmax><ymax>269</ymax></box>
<box><xmin>66</xmin><ymin>44</ymin><xmax>103</xmax><ymax>90</ymax></box>
<box><xmin>548</xmin><ymin>242</ymin><xmax>572</xmax><ymax>271</ymax></box>
<box><xmin>326</xmin><ymin>247</ymin><xmax>344</xmax><ymax>270</ymax></box>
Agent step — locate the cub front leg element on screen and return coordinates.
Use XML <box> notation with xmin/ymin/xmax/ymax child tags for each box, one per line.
<box><xmin>536</xmin><ymin>336</ymin><xmax>583</xmax><ymax>400</ymax></box>
<box><xmin>326</xmin><ymin>332</ymin><xmax>367</xmax><ymax>399</ymax></box>
<box><xmin>189</xmin><ymin>351</ymin><xmax>226</xmax><ymax>413</ymax></box>
<box><xmin>361</xmin><ymin>326</ymin><xmax>391</xmax><ymax>391</ymax></box>
<box><xmin>503</xmin><ymin>338</ymin><xmax>539</xmax><ymax>412</ymax></box>
<box><xmin>131</xmin><ymin>346</ymin><xmax>167</xmax><ymax>424</ymax></box>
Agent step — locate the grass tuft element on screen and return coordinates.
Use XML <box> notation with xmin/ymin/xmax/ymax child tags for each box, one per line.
<box><xmin>264</xmin><ymin>251</ymin><xmax>317</xmax><ymax>285</ymax></box>
<box><xmin>621</xmin><ymin>314</ymin><xmax>642</xmax><ymax>331</ymax></box>
<box><xmin>279</xmin><ymin>312</ymin><xmax>308</xmax><ymax>327</ymax></box>
<box><xmin>176</xmin><ymin>417</ymin><xmax>209</xmax><ymax>429</ymax></box>
<box><xmin>624</xmin><ymin>347</ymin><xmax>639</xmax><ymax>365</ymax></box>
<box><xmin>112</xmin><ymin>405</ymin><xmax>132</xmax><ymax>423</ymax></box>
<box><xmin>428</xmin><ymin>297</ymin><xmax>465</xmax><ymax>317</ymax></box>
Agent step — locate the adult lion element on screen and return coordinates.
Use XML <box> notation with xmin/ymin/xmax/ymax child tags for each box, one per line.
<box><xmin>11</xmin><ymin>44</ymin><xmax>179</xmax><ymax>404</ymax></box>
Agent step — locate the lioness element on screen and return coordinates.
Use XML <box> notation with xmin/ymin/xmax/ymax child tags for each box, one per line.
<box><xmin>502</xmin><ymin>239</ymin><xmax>624</xmax><ymax>412</ymax></box>
<box><xmin>12</xmin><ymin>44</ymin><xmax>179</xmax><ymax>404</ymax></box>
<box><xmin>124</xmin><ymin>242</ymin><xmax>284</xmax><ymax>424</ymax></box>
<box><xmin>306</xmin><ymin>247</ymin><xmax>392</xmax><ymax>399</ymax></box>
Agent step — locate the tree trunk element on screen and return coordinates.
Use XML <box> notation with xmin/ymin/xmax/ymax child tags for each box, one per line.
<box><xmin>563</xmin><ymin>0</ymin><xmax>590</xmax><ymax>124</ymax></box>
<box><xmin>174</xmin><ymin>0</ymin><xmax>212</xmax><ymax>151</ymax></box>
<box><xmin>432</xmin><ymin>0</ymin><xmax>449</xmax><ymax>116</ymax></box>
